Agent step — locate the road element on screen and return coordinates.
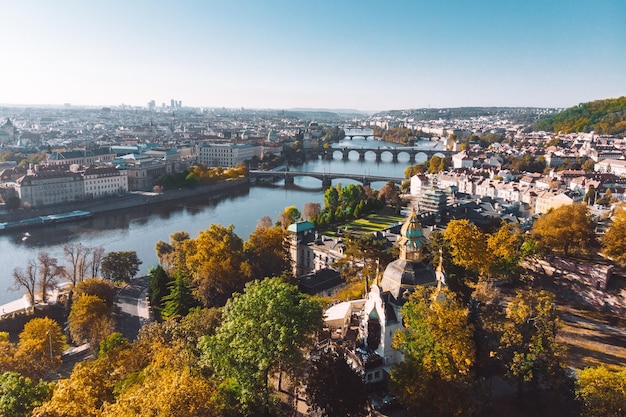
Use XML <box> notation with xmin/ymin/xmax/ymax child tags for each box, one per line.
<box><xmin>115</xmin><ymin>276</ymin><xmax>151</xmax><ymax>341</ymax></box>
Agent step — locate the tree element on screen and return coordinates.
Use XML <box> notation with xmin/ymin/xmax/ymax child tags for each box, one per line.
<box><xmin>486</xmin><ymin>224</ymin><xmax>524</xmax><ymax>280</ymax></box>
<box><xmin>576</xmin><ymin>365</ymin><xmax>626</xmax><ymax>417</ymax></box>
<box><xmin>603</xmin><ymin>208</ymin><xmax>626</xmax><ymax>265</ymax></box>
<box><xmin>278</xmin><ymin>205</ymin><xmax>301</xmax><ymax>228</ymax></box>
<box><xmin>160</xmin><ymin>271</ymin><xmax>197</xmax><ymax>319</ymax></box>
<box><xmin>15</xmin><ymin>318</ymin><xmax>66</xmax><ymax>380</ymax></box>
<box><xmin>89</xmin><ymin>246</ymin><xmax>105</xmax><ymax>279</ymax></box>
<box><xmin>37</xmin><ymin>252</ymin><xmax>64</xmax><ymax>304</ymax></box>
<box><xmin>100</xmin><ymin>251</ymin><xmax>142</xmax><ymax>283</ymax></box>
<box><xmin>531</xmin><ymin>204</ymin><xmax>597</xmax><ymax>256</ymax></box>
<box><xmin>583</xmin><ymin>185</ymin><xmax>597</xmax><ymax>205</ymax></box>
<box><xmin>0</xmin><ymin>371</ymin><xmax>52</xmax><ymax>417</ymax></box>
<box><xmin>499</xmin><ymin>289</ymin><xmax>567</xmax><ymax>397</ymax></box>
<box><xmin>391</xmin><ymin>287</ymin><xmax>476</xmax><ymax>417</ymax></box>
<box><xmin>63</xmin><ymin>243</ymin><xmax>92</xmax><ymax>286</ymax></box>
<box><xmin>379</xmin><ymin>181</ymin><xmax>401</xmax><ymax>212</ymax></box>
<box><xmin>306</xmin><ymin>349</ymin><xmax>368</xmax><ymax>417</ymax></box>
<box><xmin>200</xmin><ymin>278</ymin><xmax>323</xmax><ymax>414</ymax></box>
<box><xmin>68</xmin><ymin>295</ymin><xmax>114</xmax><ymax>349</ymax></box>
<box><xmin>443</xmin><ymin>219</ymin><xmax>491</xmax><ymax>277</ymax></box>
<box><xmin>73</xmin><ymin>278</ymin><xmax>115</xmax><ymax>308</ymax></box>
<box><xmin>183</xmin><ymin>224</ymin><xmax>248</xmax><ymax>308</ymax></box>
<box><xmin>244</xmin><ymin>224</ymin><xmax>290</xmax><ymax>281</ymax></box>
<box><xmin>147</xmin><ymin>265</ymin><xmax>170</xmax><ymax>312</ymax></box>
<box><xmin>11</xmin><ymin>259</ymin><xmax>38</xmax><ymax>307</ymax></box>
<box><xmin>302</xmin><ymin>202</ymin><xmax>321</xmax><ymax>221</ymax></box>
<box><xmin>333</xmin><ymin>234</ymin><xmax>391</xmax><ymax>296</ymax></box>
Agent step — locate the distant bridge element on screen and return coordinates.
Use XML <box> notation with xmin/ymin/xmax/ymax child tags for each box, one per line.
<box><xmin>343</xmin><ymin>127</ymin><xmax>379</xmax><ymax>140</ymax></box>
<box><xmin>307</xmin><ymin>147</ymin><xmax>453</xmax><ymax>163</ymax></box>
<box><xmin>248</xmin><ymin>170</ymin><xmax>405</xmax><ymax>188</ymax></box>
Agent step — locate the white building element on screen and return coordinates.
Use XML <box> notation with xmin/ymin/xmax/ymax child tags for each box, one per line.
<box><xmin>594</xmin><ymin>159</ymin><xmax>626</xmax><ymax>177</ymax></box>
<box><xmin>197</xmin><ymin>142</ymin><xmax>261</xmax><ymax>167</ymax></box>
<box><xmin>83</xmin><ymin>166</ymin><xmax>128</xmax><ymax>198</ymax></box>
<box><xmin>16</xmin><ymin>168</ymin><xmax>84</xmax><ymax>207</ymax></box>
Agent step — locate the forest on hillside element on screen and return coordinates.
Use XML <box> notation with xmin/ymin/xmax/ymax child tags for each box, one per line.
<box><xmin>535</xmin><ymin>96</ymin><xmax>626</xmax><ymax>135</ymax></box>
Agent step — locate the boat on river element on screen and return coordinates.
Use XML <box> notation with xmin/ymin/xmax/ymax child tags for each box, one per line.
<box><xmin>0</xmin><ymin>210</ymin><xmax>92</xmax><ymax>232</ymax></box>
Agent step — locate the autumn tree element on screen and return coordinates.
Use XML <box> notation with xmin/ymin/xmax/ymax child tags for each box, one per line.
<box><xmin>499</xmin><ymin>289</ymin><xmax>567</xmax><ymax>398</ymax></box>
<box><xmin>391</xmin><ymin>287</ymin><xmax>476</xmax><ymax>417</ymax></box>
<box><xmin>67</xmin><ymin>294</ymin><xmax>114</xmax><ymax>350</ymax></box>
<box><xmin>14</xmin><ymin>317</ymin><xmax>66</xmax><ymax>380</ymax></box>
<box><xmin>576</xmin><ymin>365</ymin><xmax>626</xmax><ymax>417</ymax></box>
<box><xmin>278</xmin><ymin>205</ymin><xmax>301</xmax><ymax>228</ymax></box>
<box><xmin>0</xmin><ymin>371</ymin><xmax>52</xmax><ymax>417</ymax></box>
<box><xmin>200</xmin><ymin>278</ymin><xmax>323</xmax><ymax>414</ymax></box>
<box><xmin>306</xmin><ymin>349</ymin><xmax>368</xmax><ymax>417</ymax></box>
<box><xmin>73</xmin><ymin>278</ymin><xmax>115</xmax><ymax>308</ymax></box>
<box><xmin>244</xmin><ymin>223</ymin><xmax>290</xmax><ymax>281</ymax></box>
<box><xmin>443</xmin><ymin>219</ymin><xmax>490</xmax><ymax>277</ymax></box>
<box><xmin>531</xmin><ymin>203</ymin><xmax>597</xmax><ymax>256</ymax></box>
<box><xmin>379</xmin><ymin>181</ymin><xmax>402</xmax><ymax>212</ymax></box>
<box><xmin>183</xmin><ymin>224</ymin><xmax>248</xmax><ymax>308</ymax></box>
<box><xmin>602</xmin><ymin>208</ymin><xmax>626</xmax><ymax>265</ymax></box>
<box><xmin>302</xmin><ymin>202</ymin><xmax>321</xmax><ymax>221</ymax></box>
<box><xmin>100</xmin><ymin>251</ymin><xmax>142</xmax><ymax>283</ymax></box>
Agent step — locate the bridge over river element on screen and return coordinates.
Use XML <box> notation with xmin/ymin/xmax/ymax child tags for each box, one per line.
<box><xmin>248</xmin><ymin>170</ymin><xmax>405</xmax><ymax>188</ymax></box>
<box><xmin>307</xmin><ymin>146</ymin><xmax>453</xmax><ymax>163</ymax></box>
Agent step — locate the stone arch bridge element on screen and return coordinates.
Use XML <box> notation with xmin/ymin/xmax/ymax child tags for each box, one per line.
<box><xmin>248</xmin><ymin>170</ymin><xmax>405</xmax><ymax>188</ymax></box>
<box><xmin>307</xmin><ymin>147</ymin><xmax>453</xmax><ymax>163</ymax></box>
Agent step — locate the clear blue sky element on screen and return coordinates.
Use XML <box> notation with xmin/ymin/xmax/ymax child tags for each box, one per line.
<box><xmin>2</xmin><ymin>0</ymin><xmax>625</xmax><ymax>111</ymax></box>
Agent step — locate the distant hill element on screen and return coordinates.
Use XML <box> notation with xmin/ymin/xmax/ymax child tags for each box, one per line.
<box><xmin>371</xmin><ymin>107</ymin><xmax>551</xmax><ymax>125</ymax></box>
<box><xmin>534</xmin><ymin>96</ymin><xmax>626</xmax><ymax>135</ymax></box>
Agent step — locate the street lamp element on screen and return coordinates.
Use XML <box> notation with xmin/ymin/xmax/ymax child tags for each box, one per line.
<box><xmin>45</xmin><ymin>330</ymin><xmax>53</xmax><ymax>359</ymax></box>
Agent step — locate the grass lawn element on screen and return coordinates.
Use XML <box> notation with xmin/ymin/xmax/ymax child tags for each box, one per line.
<box><xmin>342</xmin><ymin>213</ymin><xmax>405</xmax><ymax>234</ymax></box>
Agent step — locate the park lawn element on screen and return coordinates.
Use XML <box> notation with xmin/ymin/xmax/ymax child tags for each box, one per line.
<box><xmin>344</xmin><ymin>213</ymin><xmax>404</xmax><ymax>233</ymax></box>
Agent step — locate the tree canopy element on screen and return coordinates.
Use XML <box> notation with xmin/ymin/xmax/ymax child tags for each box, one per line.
<box><xmin>602</xmin><ymin>208</ymin><xmax>626</xmax><ymax>265</ymax></box>
<box><xmin>531</xmin><ymin>204</ymin><xmax>597</xmax><ymax>256</ymax></box>
<box><xmin>200</xmin><ymin>277</ymin><xmax>323</xmax><ymax>414</ymax></box>
<box><xmin>100</xmin><ymin>251</ymin><xmax>142</xmax><ymax>283</ymax></box>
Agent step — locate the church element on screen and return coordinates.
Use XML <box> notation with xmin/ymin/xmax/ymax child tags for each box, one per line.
<box><xmin>351</xmin><ymin>208</ymin><xmax>445</xmax><ymax>383</ymax></box>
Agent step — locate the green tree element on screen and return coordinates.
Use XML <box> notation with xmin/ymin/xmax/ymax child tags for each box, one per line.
<box><xmin>306</xmin><ymin>349</ymin><xmax>368</xmax><ymax>417</ymax></box>
<box><xmin>160</xmin><ymin>271</ymin><xmax>197</xmax><ymax>319</ymax></box>
<box><xmin>200</xmin><ymin>277</ymin><xmax>323</xmax><ymax>414</ymax></box>
<box><xmin>391</xmin><ymin>287</ymin><xmax>476</xmax><ymax>416</ymax></box>
<box><xmin>531</xmin><ymin>204</ymin><xmax>597</xmax><ymax>256</ymax></box>
<box><xmin>147</xmin><ymin>265</ymin><xmax>170</xmax><ymax>312</ymax></box>
<box><xmin>499</xmin><ymin>289</ymin><xmax>567</xmax><ymax>397</ymax></box>
<box><xmin>576</xmin><ymin>365</ymin><xmax>626</xmax><ymax>417</ymax></box>
<box><xmin>0</xmin><ymin>371</ymin><xmax>52</xmax><ymax>417</ymax></box>
<box><xmin>100</xmin><ymin>251</ymin><xmax>142</xmax><ymax>283</ymax></box>
<box><xmin>602</xmin><ymin>208</ymin><xmax>626</xmax><ymax>265</ymax></box>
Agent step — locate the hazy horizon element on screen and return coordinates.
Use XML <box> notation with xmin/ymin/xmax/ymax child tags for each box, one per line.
<box><xmin>2</xmin><ymin>1</ymin><xmax>625</xmax><ymax>111</ymax></box>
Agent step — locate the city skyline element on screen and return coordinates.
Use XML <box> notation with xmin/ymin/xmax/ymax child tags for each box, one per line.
<box><xmin>2</xmin><ymin>0</ymin><xmax>625</xmax><ymax>112</ymax></box>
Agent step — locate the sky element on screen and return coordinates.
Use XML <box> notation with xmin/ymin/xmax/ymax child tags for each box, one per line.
<box><xmin>1</xmin><ymin>0</ymin><xmax>625</xmax><ymax>111</ymax></box>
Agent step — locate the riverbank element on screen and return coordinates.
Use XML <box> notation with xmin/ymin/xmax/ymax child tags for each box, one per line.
<box><xmin>0</xmin><ymin>177</ymin><xmax>250</xmax><ymax>224</ymax></box>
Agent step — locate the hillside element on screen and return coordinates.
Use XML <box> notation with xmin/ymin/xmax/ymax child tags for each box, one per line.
<box><xmin>535</xmin><ymin>96</ymin><xmax>626</xmax><ymax>135</ymax></box>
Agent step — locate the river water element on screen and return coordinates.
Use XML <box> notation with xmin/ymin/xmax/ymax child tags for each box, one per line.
<box><xmin>0</xmin><ymin>138</ymin><xmax>443</xmax><ymax>304</ymax></box>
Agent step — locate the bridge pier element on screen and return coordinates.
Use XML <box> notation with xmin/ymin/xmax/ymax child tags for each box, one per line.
<box><xmin>375</xmin><ymin>152</ymin><xmax>382</xmax><ymax>162</ymax></box>
<box><xmin>358</xmin><ymin>150</ymin><xmax>366</xmax><ymax>161</ymax></box>
<box><xmin>362</xmin><ymin>178</ymin><xmax>370</xmax><ymax>187</ymax></box>
<box><xmin>284</xmin><ymin>175</ymin><xmax>294</xmax><ymax>185</ymax></box>
<box><xmin>342</xmin><ymin>149</ymin><xmax>350</xmax><ymax>160</ymax></box>
<box><xmin>392</xmin><ymin>153</ymin><xmax>399</xmax><ymax>162</ymax></box>
<box><xmin>408</xmin><ymin>152</ymin><xmax>416</xmax><ymax>163</ymax></box>
<box><xmin>321</xmin><ymin>176</ymin><xmax>332</xmax><ymax>188</ymax></box>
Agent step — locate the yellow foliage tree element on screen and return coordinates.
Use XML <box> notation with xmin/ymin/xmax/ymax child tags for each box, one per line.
<box><xmin>531</xmin><ymin>203</ymin><xmax>597</xmax><ymax>256</ymax></box>
<box><xmin>576</xmin><ymin>365</ymin><xmax>626</xmax><ymax>417</ymax></box>
<box><xmin>602</xmin><ymin>208</ymin><xmax>626</xmax><ymax>265</ymax></box>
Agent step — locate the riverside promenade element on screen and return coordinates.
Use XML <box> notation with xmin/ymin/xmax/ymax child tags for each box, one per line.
<box><xmin>0</xmin><ymin>177</ymin><xmax>249</xmax><ymax>224</ymax></box>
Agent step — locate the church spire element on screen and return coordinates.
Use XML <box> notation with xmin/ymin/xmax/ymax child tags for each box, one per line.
<box><xmin>397</xmin><ymin>207</ymin><xmax>426</xmax><ymax>262</ymax></box>
<box><xmin>436</xmin><ymin>247</ymin><xmax>447</xmax><ymax>289</ymax></box>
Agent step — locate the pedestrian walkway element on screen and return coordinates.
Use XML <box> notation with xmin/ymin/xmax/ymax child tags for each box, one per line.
<box><xmin>0</xmin><ymin>295</ymin><xmax>31</xmax><ymax>318</ymax></box>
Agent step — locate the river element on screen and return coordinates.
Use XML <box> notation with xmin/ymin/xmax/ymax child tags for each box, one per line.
<box><xmin>0</xmin><ymin>138</ymin><xmax>443</xmax><ymax>304</ymax></box>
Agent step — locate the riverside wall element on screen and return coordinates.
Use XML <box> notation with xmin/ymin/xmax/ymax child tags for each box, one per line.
<box><xmin>0</xmin><ymin>177</ymin><xmax>250</xmax><ymax>223</ymax></box>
